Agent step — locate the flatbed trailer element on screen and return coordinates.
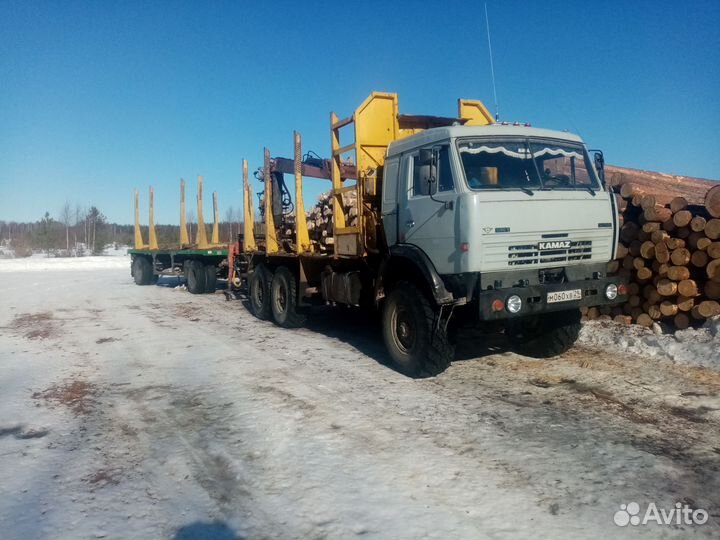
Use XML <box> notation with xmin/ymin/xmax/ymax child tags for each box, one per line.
<box><xmin>129</xmin><ymin>177</ymin><xmax>230</xmax><ymax>294</ymax></box>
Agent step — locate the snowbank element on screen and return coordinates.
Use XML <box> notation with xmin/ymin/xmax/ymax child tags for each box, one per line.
<box><xmin>0</xmin><ymin>254</ymin><xmax>129</xmax><ymax>273</ymax></box>
<box><xmin>579</xmin><ymin>317</ymin><xmax>720</xmax><ymax>369</ymax></box>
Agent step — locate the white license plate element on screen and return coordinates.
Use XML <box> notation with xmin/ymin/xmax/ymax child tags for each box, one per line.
<box><xmin>547</xmin><ymin>289</ymin><xmax>582</xmax><ymax>303</ymax></box>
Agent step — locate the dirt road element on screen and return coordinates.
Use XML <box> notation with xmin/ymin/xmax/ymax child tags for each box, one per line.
<box><xmin>1</xmin><ymin>257</ymin><xmax>718</xmax><ymax>539</ymax></box>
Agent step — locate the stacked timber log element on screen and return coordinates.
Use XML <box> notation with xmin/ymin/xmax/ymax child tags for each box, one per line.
<box><xmin>597</xmin><ymin>176</ymin><xmax>720</xmax><ymax>329</ymax></box>
<box><xmin>305</xmin><ymin>190</ymin><xmax>358</xmax><ymax>253</ymax></box>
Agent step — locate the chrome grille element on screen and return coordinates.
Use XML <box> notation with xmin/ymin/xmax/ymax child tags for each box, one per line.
<box><xmin>508</xmin><ymin>241</ymin><xmax>592</xmax><ymax>266</ymax></box>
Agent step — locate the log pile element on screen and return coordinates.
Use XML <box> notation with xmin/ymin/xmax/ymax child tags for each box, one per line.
<box><xmin>597</xmin><ymin>178</ymin><xmax>720</xmax><ymax>329</ymax></box>
<box><xmin>605</xmin><ymin>165</ymin><xmax>718</xmax><ymax>205</ymax></box>
<box><xmin>305</xmin><ymin>190</ymin><xmax>358</xmax><ymax>253</ymax></box>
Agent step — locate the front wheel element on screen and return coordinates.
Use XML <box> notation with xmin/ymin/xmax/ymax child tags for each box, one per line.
<box><xmin>381</xmin><ymin>281</ymin><xmax>455</xmax><ymax>378</ymax></box>
<box><xmin>506</xmin><ymin>309</ymin><xmax>581</xmax><ymax>358</ymax></box>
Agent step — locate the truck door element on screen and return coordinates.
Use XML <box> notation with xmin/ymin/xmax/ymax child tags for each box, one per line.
<box><xmin>397</xmin><ymin>146</ymin><xmax>458</xmax><ymax>274</ymax></box>
<box><xmin>381</xmin><ymin>156</ymin><xmax>400</xmax><ymax>246</ymax></box>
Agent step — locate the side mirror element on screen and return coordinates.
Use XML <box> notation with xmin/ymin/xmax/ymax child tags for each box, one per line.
<box><xmin>418</xmin><ymin>148</ymin><xmax>438</xmax><ymax>196</ymax></box>
<box><xmin>592</xmin><ymin>150</ymin><xmax>605</xmax><ymax>184</ymax></box>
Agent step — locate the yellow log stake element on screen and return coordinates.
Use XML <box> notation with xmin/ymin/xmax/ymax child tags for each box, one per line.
<box><xmin>133</xmin><ymin>190</ymin><xmax>146</xmax><ymax>249</ymax></box>
<box><xmin>148</xmin><ymin>186</ymin><xmax>159</xmax><ymax>250</ymax></box>
<box><xmin>263</xmin><ymin>148</ymin><xmax>279</xmax><ymax>253</ymax></box>
<box><xmin>294</xmin><ymin>131</ymin><xmax>311</xmax><ymax>254</ymax></box>
<box><xmin>195</xmin><ymin>175</ymin><xmax>209</xmax><ymax>248</ymax></box>
<box><xmin>242</xmin><ymin>159</ymin><xmax>256</xmax><ymax>252</ymax></box>
<box><xmin>211</xmin><ymin>191</ymin><xmax>220</xmax><ymax>245</ymax></box>
<box><xmin>179</xmin><ymin>178</ymin><xmax>189</xmax><ymax>247</ymax></box>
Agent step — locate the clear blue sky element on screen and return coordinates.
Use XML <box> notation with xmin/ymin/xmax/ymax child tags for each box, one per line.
<box><xmin>1</xmin><ymin>0</ymin><xmax>718</xmax><ymax>224</ymax></box>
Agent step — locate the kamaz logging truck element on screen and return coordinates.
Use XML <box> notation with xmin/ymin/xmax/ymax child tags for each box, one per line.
<box><xmin>131</xmin><ymin>92</ymin><xmax>626</xmax><ymax>377</ymax></box>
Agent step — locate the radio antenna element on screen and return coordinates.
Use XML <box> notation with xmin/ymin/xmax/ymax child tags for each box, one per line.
<box><xmin>484</xmin><ymin>3</ymin><xmax>499</xmax><ymax>121</ymax></box>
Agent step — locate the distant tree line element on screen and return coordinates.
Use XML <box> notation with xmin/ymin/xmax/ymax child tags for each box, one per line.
<box><xmin>0</xmin><ymin>203</ymin><xmax>243</xmax><ymax>257</ymax></box>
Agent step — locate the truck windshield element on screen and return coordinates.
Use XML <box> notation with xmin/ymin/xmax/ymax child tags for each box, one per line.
<box><xmin>458</xmin><ymin>139</ymin><xmax>600</xmax><ymax>191</ymax></box>
<box><xmin>458</xmin><ymin>140</ymin><xmax>541</xmax><ymax>191</ymax></box>
<box><xmin>530</xmin><ymin>142</ymin><xmax>601</xmax><ymax>190</ymax></box>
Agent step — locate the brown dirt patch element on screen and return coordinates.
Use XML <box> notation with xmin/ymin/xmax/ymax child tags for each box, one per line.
<box><xmin>32</xmin><ymin>378</ymin><xmax>98</xmax><ymax>415</ymax></box>
<box><xmin>174</xmin><ymin>303</ymin><xmax>199</xmax><ymax>318</ymax></box>
<box><xmin>9</xmin><ymin>312</ymin><xmax>58</xmax><ymax>340</ymax></box>
<box><xmin>85</xmin><ymin>467</ymin><xmax>122</xmax><ymax>488</ymax></box>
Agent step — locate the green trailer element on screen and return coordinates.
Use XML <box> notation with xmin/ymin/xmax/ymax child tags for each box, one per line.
<box><xmin>129</xmin><ymin>247</ymin><xmax>228</xmax><ymax>294</ymax></box>
<box><xmin>130</xmin><ymin>176</ymin><xmax>231</xmax><ymax>294</ymax></box>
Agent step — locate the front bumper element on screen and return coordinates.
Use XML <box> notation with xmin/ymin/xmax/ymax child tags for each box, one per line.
<box><xmin>477</xmin><ymin>277</ymin><xmax>626</xmax><ymax>320</ymax></box>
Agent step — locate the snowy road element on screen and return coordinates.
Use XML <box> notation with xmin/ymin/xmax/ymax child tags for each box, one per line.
<box><xmin>1</xmin><ymin>256</ymin><xmax>719</xmax><ymax>539</ymax></box>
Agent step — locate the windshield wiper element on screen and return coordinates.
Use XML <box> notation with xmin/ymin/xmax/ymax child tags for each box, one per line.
<box><xmin>519</xmin><ymin>186</ymin><xmax>535</xmax><ymax>196</ymax></box>
<box><xmin>583</xmin><ymin>185</ymin><xmax>597</xmax><ymax>196</ymax></box>
<box><xmin>519</xmin><ymin>169</ymin><xmax>535</xmax><ymax>195</ymax></box>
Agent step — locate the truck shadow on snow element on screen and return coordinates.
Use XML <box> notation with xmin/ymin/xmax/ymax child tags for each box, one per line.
<box><xmin>155</xmin><ymin>276</ymin><xmax>228</xmax><ymax>291</ymax></box>
<box><xmin>294</xmin><ymin>306</ymin><xmax>511</xmax><ymax>370</ymax></box>
<box><xmin>173</xmin><ymin>520</ymin><xmax>242</xmax><ymax>540</ymax></box>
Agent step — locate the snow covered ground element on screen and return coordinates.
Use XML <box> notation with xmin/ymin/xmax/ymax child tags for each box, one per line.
<box><xmin>0</xmin><ymin>256</ymin><xmax>718</xmax><ymax>539</ymax></box>
<box><xmin>580</xmin><ymin>319</ymin><xmax>720</xmax><ymax>370</ymax></box>
<box><xmin>0</xmin><ymin>254</ymin><xmax>129</xmax><ymax>273</ymax></box>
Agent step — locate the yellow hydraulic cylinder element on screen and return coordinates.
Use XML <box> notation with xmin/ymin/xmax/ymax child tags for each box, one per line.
<box><xmin>242</xmin><ymin>159</ymin><xmax>256</xmax><ymax>252</ymax></box>
<box><xmin>294</xmin><ymin>131</ymin><xmax>311</xmax><ymax>254</ymax></box>
<box><xmin>263</xmin><ymin>148</ymin><xmax>279</xmax><ymax>253</ymax></box>
<box><xmin>195</xmin><ymin>175</ymin><xmax>209</xmax><ymax>248</ymax></box>
<box><xmin>179</xmin><ymin>179</ymin><xmax>190</xmax><ymax>247</ymax></box>
<box><xmin>211</xmin><ymin>191</ymin><xmax>220</xmax><ymax>245</ymax></box>
<box><xmin>148</xmin><ymin>186</ymin><xmax>159</xmax><ymax>250</ymax></box>
<box><xmin>133</xmin><ymin>190</ymin><xmax>146</xmax><ymax>249</ymax></box>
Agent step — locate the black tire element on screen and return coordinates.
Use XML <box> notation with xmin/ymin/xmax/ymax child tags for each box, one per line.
<box><xmin>204</xmin><ymin>264</ymin><xmax>217</xmax><ymax>293</ymax></box>
<box><xmin>270</xmin><ymin>266</ymin><xmax>305</xmax><ymax>328</ymax></box>
<box><xmin>186</xmin><ymin>260</ymin><xmax>207</xmax><ymax>294</ymax></box>
<box><xmin>381</xmin><ymin>281</ymin><xmax>455</xmax><ymax>378</ymax></box>
<box><xmin>132</xmin><ymin>256</ymin><xmax>153</xmax><ymax>285</ymax></box>
<box><xmin>248</xmin><ymin>264</ymin><xmax>273</xmax><ymax>320</ymax></box>
<box><xmin>506</xmin><ymin>309</ymin><xmax>581</xmax><ymax>358</ymax></box>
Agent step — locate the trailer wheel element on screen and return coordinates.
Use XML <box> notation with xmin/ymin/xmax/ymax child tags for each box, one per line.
<box><xmin>506</xmin><ymin>309</ymin><xmax>581</xmax><ymax>358</ymax></box>
<box><xmin>382</xmin><ymin>281</ymin><xmax>454</xmax><ymax>378</ymax></box>
<box><xmin>270</xmin><ymin>266</ymin><xmax>305</xmax><ymax>328</ymax></box>
<box><xmin>132</xmin><ymin>256</ymin><xmax>153</xmax><ymax>286</ymax></box>
<box><xmin>204</xmin><ymin>264</ymin><xmax>217</xmax><ymax>293</ymax></box>
<box><xmin>248</xmin><ymin>264</ymin><xmax>273</xmax><ymax>320</ymax></box>
<box><xmin>186</xmin><ymin>260</ymin><xmax>207</xmax><ymax>294</ymax></box>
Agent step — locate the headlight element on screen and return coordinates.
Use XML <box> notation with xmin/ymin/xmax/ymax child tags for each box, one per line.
<box><xmin>506</xmin><ymin>295</ymin><xmax>522</xmax><ymax>313</ymax></box>
<box><xmin>605</xmin><ymin>283</ymin><xmax>618</xmax><ymax>300</ymax></box>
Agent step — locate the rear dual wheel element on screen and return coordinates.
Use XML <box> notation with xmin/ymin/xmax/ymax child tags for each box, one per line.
<box><xmin>248</xmin><ymin>264</ymin><xmax>273</xmax><ymax>320</ymax></box>
<box><xmin>270</xmin><ymin>266</ymin><xmax>305</xmax><ymax>328</ymax></box>
<box><xmin>249</xmin><ymin>264</ymin><xmax>304</xmax><ymax>327</ymax></box>
<box><xmin>186</xmin><ymin>261</ymin><xmax>217</xmax><ymax>294</ymax></box>
<box><xmin>132</xmin><ymin>256</ymin><xmax>155</xmax><ymax>285</ymax></box>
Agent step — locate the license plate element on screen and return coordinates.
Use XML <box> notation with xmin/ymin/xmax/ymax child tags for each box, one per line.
<box><xmin>547</xmin><ymin>289</ymin><xmax>582</xmax><ymax>303</ymax></box>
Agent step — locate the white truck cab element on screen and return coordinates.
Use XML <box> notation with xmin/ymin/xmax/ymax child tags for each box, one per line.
<box><xmin>381</xmin><ymin>124</ymin><xmax>623</xmax><ymax>326</ymax></box>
